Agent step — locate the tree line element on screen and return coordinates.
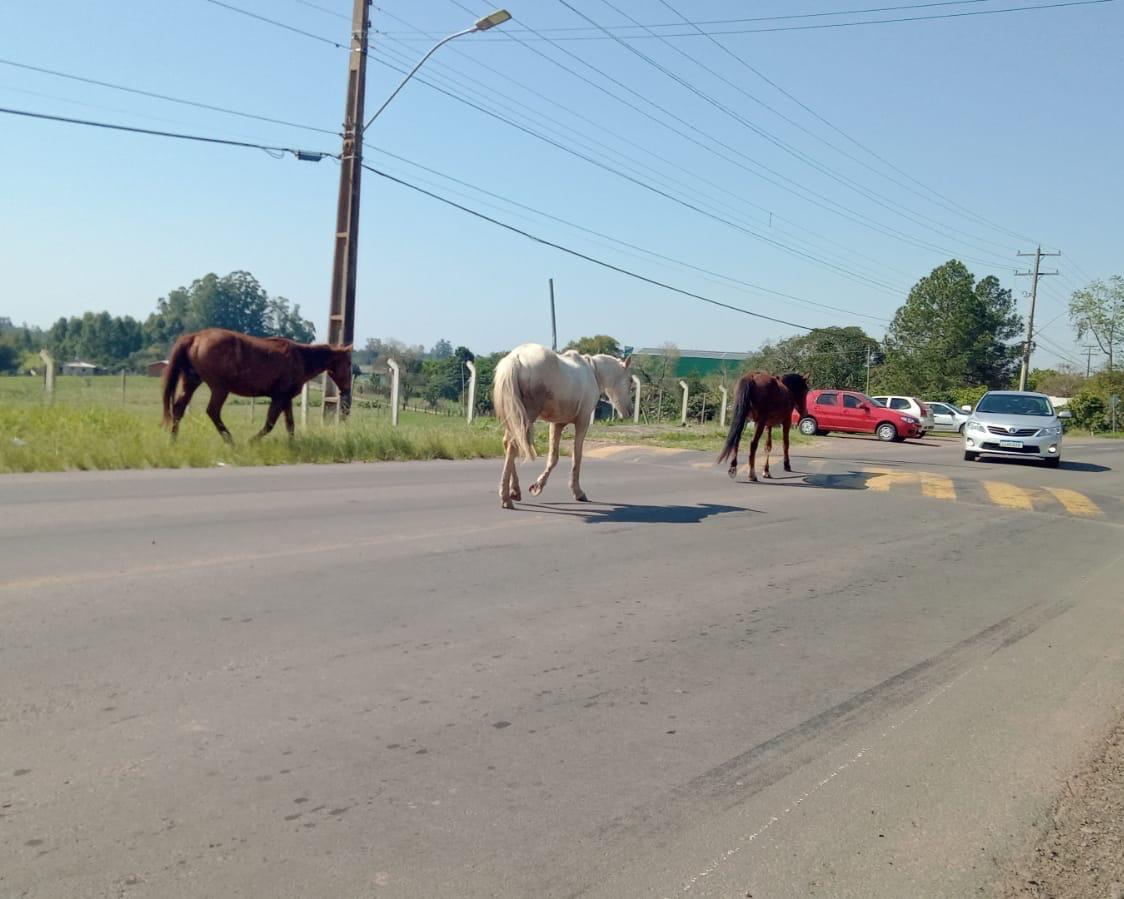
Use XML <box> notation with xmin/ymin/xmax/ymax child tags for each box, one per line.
<box><xmin>0</xmin><ymin>271</ymin><xmax>314</xmax><ymax>374</ymax></box>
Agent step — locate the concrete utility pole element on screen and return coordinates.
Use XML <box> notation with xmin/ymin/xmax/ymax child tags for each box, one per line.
<box><xmin>323</xmin><ymin>0</ymin><xmax>371</xmax><ymax>422</ymax></box>
<box><xmin>1015</xmin><ymin>246</ymin><xmax>1060</xmax><ymax>391</ymax></box>
<box><xmin>1082</xmin><ymin>345</ymin><xmax>1101</xmax><ymax>378</ymax></box>
<box><xmin>548</xmin><ymin>279</ymin><xmax>558</xmax><ymax>351</ymax></box>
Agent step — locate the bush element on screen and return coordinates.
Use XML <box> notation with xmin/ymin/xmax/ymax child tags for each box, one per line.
<box><xmin>950</xmin><ymin>385</ymin><xmax>988</xmax><ymax>410</ymax></box>
<box><xmin>1068</xmin><ymin>391</ymin><xmax>1108</xmax><ymax>431</ymax></box>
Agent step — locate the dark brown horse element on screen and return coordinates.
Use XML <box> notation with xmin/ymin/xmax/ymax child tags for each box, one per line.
<box><xmin>161</xmin><ymin>328</ymin><xmax>352</xmax><ymax>443</ymax></box>
<box><xmin>717</xmin><ymin>371</ymin><xmax>811</xmax><ymax>482</ymax></box>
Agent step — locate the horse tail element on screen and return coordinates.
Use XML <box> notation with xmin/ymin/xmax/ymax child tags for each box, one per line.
<box><xmin>161</xmin><ymin>333</ymin><xmax>195</xmax><ymax>427</ymax></box>
<box><xmin>493</xmin><ymin>353</ymin><xmax>537</xmax><ymax>461</ymax></box>
<box><xmin>717</xmin><ymin>378</ymin><xmax>754</xmax><ymax>465</ymax></box>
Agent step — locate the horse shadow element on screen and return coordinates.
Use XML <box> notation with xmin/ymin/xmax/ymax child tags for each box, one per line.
<box><xmin>732</xmin><ymin>469</ymin><xmax>875</xmax><ymax>491</ymax></box>
<box><xmin>516</xmin><ymin>501</ymin><xmax>757</xmax><ymax>524</ymax></box>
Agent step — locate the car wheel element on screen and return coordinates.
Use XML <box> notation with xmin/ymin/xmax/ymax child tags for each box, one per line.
<box><xmin>957</xmin><ymin>423</ymin><xmax>965</xmax><ymax>434</ymax></box>
<box><xmin>798</xmin><ymin>417</ymin><xmax>818</xmax><ymax>437</ymax></box>
<box><xmin>1043</xmin><ymin>456</ymin><xmax>1061</xmax><ymax>468</ymax></box>
<box><xmin>964</xmin><ymin>450</ymin><xmax>978</xmax><ymax>462</ymax></box>
<box><xmin>876</xmin><ymin>422</ymin><xmax>898</xmax><ymax>442</ymax></box>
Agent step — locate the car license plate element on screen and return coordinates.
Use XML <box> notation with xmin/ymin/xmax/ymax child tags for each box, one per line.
<box><xmin>999</xmin><ymin>439</ymin><xmax>1023</xmax><ymax>449</ymax></box>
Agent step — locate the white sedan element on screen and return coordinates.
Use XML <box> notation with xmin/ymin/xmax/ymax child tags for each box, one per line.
<box><xmin>924</xmin><ymin>401</ymin><xmax>970</xmax><ymax>433</ymax></box>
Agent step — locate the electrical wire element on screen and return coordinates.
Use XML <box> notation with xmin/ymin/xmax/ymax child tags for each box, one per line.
<box><xmin>0</xmin><ymin>105</ymin><xmax>335</xmax><ymax>159</ymax></box>
<box><xmin>201</xmin><ymin>0</ymin><xmax>349</xmax><ymax>48</ymax></box>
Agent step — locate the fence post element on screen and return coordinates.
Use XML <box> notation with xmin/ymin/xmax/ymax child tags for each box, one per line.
<box><xmin>718</xmin><ymin>385</ymin><xmax>728</xmax><ymax>429</ymax></box>
<box><xmin>121</xmin><ymin>370</ymin><xmax>127</xmax><ymax>404</ymax></box>
<box><xmin>300</xmin><ymin>382</ymin><xmax>309</xmax><ymax>429</ymax></box>
<box><xmin>679</xmin><ymin>380</ymin><xmax>689</xmax><ymax>426</ymax></box>
<box><xmin>39</xmin><ymin>350</ymin><xmax>55</xmax><ymax>402</ymax></box>
<box><xmin>249</xmin><ymin>396</ymin><xmax>256</xmax><ymax>423</ymax></box>
<box><xmin>387</xmin><ymin>359</ymin><xmax>400</xmax><ymax>427</ymax></box>
<box><xmin>631</xmin><ymin>375</ymin><xmax>641</xmax><ymax>424</ymax></box>
<box><xmin>465</xmin><ymin>360</ymin><xmax>477</xmax><ymax>424</ymax></box>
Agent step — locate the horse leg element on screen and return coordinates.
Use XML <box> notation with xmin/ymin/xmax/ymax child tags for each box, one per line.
<box><xmin>250</xmin><ymin>399</ymin><xmax>285</xmax><ymax>443</ymax></box>
<box><xmin>283</xmin><ymin>401</ymin><xmax>295</xmax><ymax>439</ymax></box>
<box><xmin>170</xmin><ymin>371</ymin><xmax>201</xmax><ymax>441</ymax></box>
<box><xmin>529</xmin><ymin>422</ymin><xmax>563</xmax><ymax>496</ymax></box>
<box><xmin>499</xmin><ymin>434</ymin><xmax>519</xmax><ymax>509</ymax></box>
<box><xmin>747</xmin><ymin>419</ymin><xmax>767</xmax><ymax>482</ymax></box>
<box><xmin>570</xmin><ymin>417</ymin><xmax>591</xmax><ymax>502</ymax></box>
<box><xmin>762</xmin><ymin>427</ymin><xmax>774</xmax><ymax>478</ymax></box>
<box><xmin>782</xmin><ymin>420</ymin><xmax>793</xmax><ymax>472</ymax></box>
<box><xmin>205</xmin><ymin>388</ymin><xmax>234</xmax><ymax>444</ymax></box>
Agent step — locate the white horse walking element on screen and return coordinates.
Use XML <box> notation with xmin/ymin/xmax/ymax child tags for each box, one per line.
<box><xmin>493</xmin><ymin>343</ymin><xmax>633</xmax><ymax>509</ymax></box>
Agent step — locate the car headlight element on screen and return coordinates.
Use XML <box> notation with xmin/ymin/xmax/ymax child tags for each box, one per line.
<box><xmin>966</xmin><ymin>420</ymin><xmax>987</xmax><ymax>433</ymax></box>
<box><xmin>1039</xmin><ymin>425</ymin><xmax>1062</xmax><ymax>436</ymax></box>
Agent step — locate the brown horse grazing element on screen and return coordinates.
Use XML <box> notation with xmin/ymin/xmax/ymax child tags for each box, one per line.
<box><xmin>717</xmin><ymin>371</ymin><xmax>811</xmax><ymax>482</ymax></box>
<box><xmin>161</xmin><ymin>328</ymin><xmax>352</xmax><ymax>444</ymax></box>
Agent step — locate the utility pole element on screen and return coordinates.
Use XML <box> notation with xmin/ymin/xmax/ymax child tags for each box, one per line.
<box><xmin>865</xmin><ymin>346</ymin><xmax>872</xmax><ymax>395</ymax></box>
<box><xmin>548</xmin><ymin>278</ymin><xmax>558</xmax><ymax>351</ymax></box>
<box><xmin>1015</xmin><ymin>246</ymin><xmax>1060</xmax><ymax>391</ymax></box>
<box><xmin>1082</xmin><ymin>345</ymin><xmax>1101</xmax><ymax>378</ymax></box>
<box><xmin>323</xmin><ymin>0</ymin><xmax>371</xmax><ymax>421</ymax></box>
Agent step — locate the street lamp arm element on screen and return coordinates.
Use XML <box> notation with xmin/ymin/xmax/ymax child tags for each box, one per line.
<box><xmin>362</xmin><ymin>26</ymin><xmax>476</xmax><ymax>132</ymax></box>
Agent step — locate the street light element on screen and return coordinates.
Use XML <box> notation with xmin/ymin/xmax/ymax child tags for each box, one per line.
<box><xmin>324</xmin><ymin>6</ymin><xmax>511</xmax><ymax>421</ymax></box>
<box><xmin>362</xmin><ymin>9</ymin><xmax>512</xmax><ymax>132</ymax></box>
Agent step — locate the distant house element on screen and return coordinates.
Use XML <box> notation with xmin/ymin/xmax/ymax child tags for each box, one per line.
<box><xmin>61</xmin><ymin>361</ymin><xmax>100</xmax><ymax>376</ymax></box>
<box><xmin>147</xmin><ymin>360</ymin><xmax>169</xmax><ymax>377</ymax></box>
<box><xmin>627</xmin><ymin>348</ymin><xmax>751</xmax><ymax>378</ymax></box>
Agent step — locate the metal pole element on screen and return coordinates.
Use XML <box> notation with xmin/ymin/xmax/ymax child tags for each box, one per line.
<box><xmin>323</xmin><ymin>0</ymin><xmax>371</xmax><ymax>422</ymax></box>
<box><xmin>548</xmin><ymin>278</ymin><xmax>558</xmax><ymax>351</ymax></box>
<box><xmin>865</xmin><ymin>347</ymin><xmax>871</xmax><ymax>395</ymax></box>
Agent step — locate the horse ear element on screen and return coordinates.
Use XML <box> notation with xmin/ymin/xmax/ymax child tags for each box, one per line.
<box><xmin>623</xmin><ymin>355</ymin><xmax>632</xmax><ymax>369</ymax></box>
<box><xmin>342</xmin><ymin>344</ymin><xmax>353</xmax><ymax>353</ymax></box>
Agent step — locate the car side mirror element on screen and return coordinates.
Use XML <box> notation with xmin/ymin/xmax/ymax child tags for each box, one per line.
<box><xmin>960</xmin><ymin>405</ymin><xmax>972</xmax><ymax>413</ymax></box>
<box><xmin>1057</xmin><ymin>409</ymin><xmax>1072</xmax><ymax>419</ymax></box>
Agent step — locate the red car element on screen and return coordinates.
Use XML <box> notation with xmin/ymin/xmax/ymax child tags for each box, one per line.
<box><xmin>793</xmin><ymin>389</ymin><xmax>924</xmax><ymax>442</ymax></box>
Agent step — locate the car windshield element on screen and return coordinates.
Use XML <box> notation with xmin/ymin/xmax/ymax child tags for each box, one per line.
<box><xmin>976</xmin><ymin>394</ymin><xmax>1053</xmax><ymax>416</ymax></box>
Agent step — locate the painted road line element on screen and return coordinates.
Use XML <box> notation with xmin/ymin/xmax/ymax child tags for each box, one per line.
<box><xmin>865</xmin><ymin>470</ymin><xmax>916</xmax><ymax>492</ymax></box>
<box><xmin>982</xmin><ymin>480</ymin><xmax>1034</xmax><ymax>511</ymax></box>
<box><xmin>919</xmin><ymin>473</ymin><xmax>957</xmax><ymax>501</ymax></box>
<box><xmin>1043</xmin><ymin>486</ymin><xmax>1103</xmax><ymax>518</ymax></box>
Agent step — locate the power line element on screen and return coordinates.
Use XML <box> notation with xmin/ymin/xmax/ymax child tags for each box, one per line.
<box><xmin>361</xmin><ymin>163</ymin><xmax>816</xmax><ymax>331</ymax></box>
<box><xmin>404</xmin><ymin>0</ymin><xmax>1117</xmax><ymax>40</ymax></box>
<box><xmin>439</xmin><ymin>1</ymin><xmax>1021</xmax><ymax>270</ymax></box>
<box><xmin>375</xmin><ymin>11</ymin><xmax>917</xmax><ymax>284</ymax></box>
<box><xmin>365</xmin><ymin>51</ymin><xmax>907</xmax><ymax>295</ymax></box>
<box><xmin>655</xmin><ymin>0</ymin><xmax>1042</xmax><ymax>248</ymax></box>
<box><xmin>365</xmin><ymin>143</ymin><xmax>893</xmax><ymax>323</ymax></box>
<box><xmin>294</xmin><ymin>0</ymin><xmax>352</xmax><ymax>21</ymax></box>
<box><xmin>0</xmin><ymin>57</ymin><xmax>340</xmax><ymax>136</ymax></box>
<box><xmin>0</xmin><ymin>105</ymin><xmax>334</xmax><ymax>159</ymax></box>
<box><xmin>558</xmin><ymin>0</ymin><xmax>1019</xmax><ymax>265</ymax></box>
<box><xmin>201</xmin><ymin>0</ymin><xmax>349</xmax><ymax>48</ymax></box>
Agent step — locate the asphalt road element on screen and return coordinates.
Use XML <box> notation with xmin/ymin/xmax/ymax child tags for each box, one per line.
<box><xmin>2</xmin><ymin>435</ymin><xmax>1122</xmax><ymax>899</ymax></box>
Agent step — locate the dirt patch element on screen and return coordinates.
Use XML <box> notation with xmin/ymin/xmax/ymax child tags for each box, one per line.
<box><xmin>993</xmin><ymin>717</ymin><xmax>1124</xmax><ymax>898</ymax></box>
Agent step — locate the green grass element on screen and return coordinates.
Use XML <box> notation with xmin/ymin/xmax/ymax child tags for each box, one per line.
<box><xmin>1</xmin><ymin>375</ymin><xmax>829</xmax><ymax>472</ymax></box>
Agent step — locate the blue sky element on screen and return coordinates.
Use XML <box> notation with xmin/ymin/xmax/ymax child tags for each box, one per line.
<box><xmin>1</xmin><ymin>0</ymin><xmax>1120</xmax><ymax>370</ymax></box>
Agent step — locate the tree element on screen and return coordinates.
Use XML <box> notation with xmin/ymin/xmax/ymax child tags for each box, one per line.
<box><xmin>0</xmin><ymin>344</ymin><xmax>18</xmax><ymax>374</ymax></box>
<box><xmin>748</xmin><ymin>326</ymin><xmax>880</xmax><ymax>392</ymax></box>
<box><xmin>267</xmin><ymin>297</ymin><xmax>316</xmax><ymax>343</ymax></box>
<box><xmin>1069</xmin><ymin>276</ymin><xmax>1123</xmax><ymax>372</ymax></box>
<box><xmin>564</xmin><ymin>334</ymin><xmax>621</xmax><ymax>356</ymax></box>
<box><xmin>144</xmin><ymin>271</ymin><xmax>271</xmax><ymax>346</ymax></box>
<box><xmin>1027</xmin><ymin>367</ymin><xmax>1085</xmax><ymax>397</ymax></box>
<box><xmin>430</xmin><ymin>338</ymin><xmax>453</xmax><ymax>360</ymax></box>
<box><xmin>881</xmin><ymin>260</ymin><xmax>1022</xmax><ymax>395</ymax></box>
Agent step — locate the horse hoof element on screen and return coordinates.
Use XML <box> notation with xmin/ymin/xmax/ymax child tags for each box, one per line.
<box><xmin>749</xmin><ymin>474</ymin><xmax>758</xmax><ymax>483</ymax></box>
<box><xmin>511</xmin><ymin>488</ymin><xmax>522</xmax><ymax>501</ymax></box>
<box><xmin>528</xmin><ymin>483</ymin><xmax>541</xmax><ymax>496</ymax></box>
<box><xmin>784</xmin><ymin>464</ymin><xmax>792</xmax><ymax>473</ymax></box>
<box><xmin>575</xmin><ymin>494</ymin><xmax>590</xmax><ymax>503</ymax></box>
<box><xmin>727</xmin><ymin>466</ymin><xmax>737</xmax><ymax>480</ymax></box>
<box><xmin>763</xmin><ymin>471</ymin><xmax>772</xmax><ymax>479</ymax></box>
<box><xmin>501</xmin><ymin>499</ymin><xmax>514</xmax><ymax>510</ymax></box>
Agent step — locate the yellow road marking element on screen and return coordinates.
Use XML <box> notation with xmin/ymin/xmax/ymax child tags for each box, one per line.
<box><xmin>982</xmin><ymin>480</ymin><xmax>1034</xmax><ymax>511</ymax></box>
<box><xmin>1043</xmin><ymin>487</ymin><xmax>1103</xmax><ymax>518</ymax></box>
<box><xmin>920</xmin><ymin>473</ymin><xmax>957</xmax><ymax>501</ymax></box>
<box><xmin>865</xmin><ymin>470</ymin><xmax>916</xmax><ymax>492</ymax></box>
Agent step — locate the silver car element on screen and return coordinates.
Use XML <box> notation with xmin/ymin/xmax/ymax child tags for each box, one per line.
<box><xmin>925</xmin><ymin>400</ymin><xmax>970</xmax><ymax>433</ymax></box>
<box><xmin>962</xmin><ymin>390</ymin><xmax>1071</xmax><ymax>467</ymax></box>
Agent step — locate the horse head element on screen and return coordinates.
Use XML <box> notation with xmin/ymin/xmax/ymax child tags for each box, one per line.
<box><xmin>591</xmin><ymin>354</ymin><xmax>633</xmax><ymax>420</ymax></box>
<box><xmin>781</xmin><ymin>372</ymin><xmax>812</xmax><ymax>418</ymax></box>
<box><xmin>328</xmin><ymin>344</ymin><xmax>354</xmax><ymax>401</ymax></box>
